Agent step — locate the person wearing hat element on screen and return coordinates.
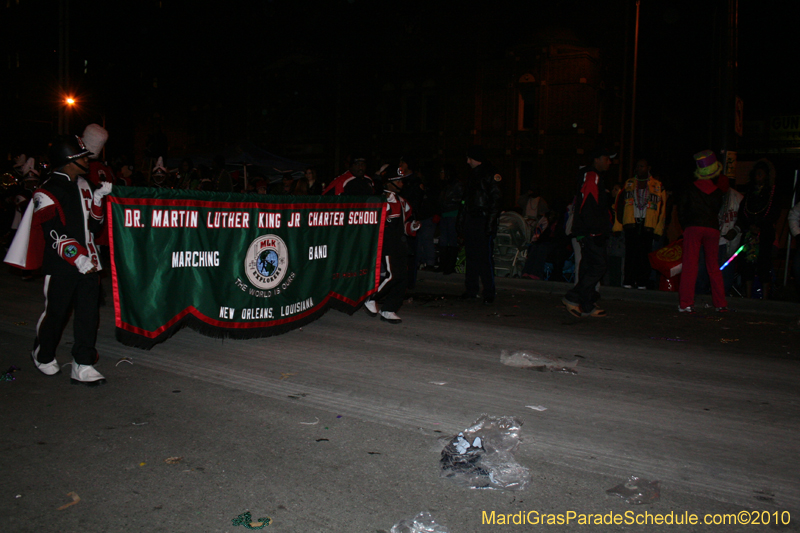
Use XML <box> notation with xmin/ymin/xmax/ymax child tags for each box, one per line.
<box><xmin>151</xmin><ymin>156</ymin><xmax>171</xmax><ymax>188</ymax></box>
<box><xmin>22</xmin><ymin>135</ymin><xmax>112</xmax><ymax>385</ymax></box>
<box><xmin>13</xmin><ymin>158</ymin><xmax>40</xmax><ymax>230</ymax></box>
<box><xmin>676</xmin><ymin>150</ymin><xmax>728</xmax><ymax>313</ymax></box>
<box><xmin>82</xmin><ymin>124</ymin><xmax>115</xmax><ymax>187</ymax></box>
<box><xmin>363</xmin><ymin>168</ymin><xmax>420</xmax><ymax>323</ymax></box>
<box><xmin>563</xmin><ymin>148</ymin><xmax>615</xmax><ymax>317</ymax></box>
<box><xmin>323</xmin><ymin>155</ymin><xmax>373</xmax><ymax>196</ymax></box>
<box><xmin>458</xmin><ymin>145</ymin><xmax>502</xmax><ymax>303</ymax></box>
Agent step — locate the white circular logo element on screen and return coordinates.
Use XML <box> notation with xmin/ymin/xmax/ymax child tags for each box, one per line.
<box><xmin>244</xmin><ymin>235</ymin><xmax>289</xmax><ymax>290</ymax></box>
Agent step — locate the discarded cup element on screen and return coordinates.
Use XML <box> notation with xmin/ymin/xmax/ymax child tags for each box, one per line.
<box><xmin>606</xmin><ymin>475</ymin><xmax>661</xmax><ymax>504</ymax></box>
<box><xmin>440</xmin><ymin>414</ymin><xmax>531</xmax><ymax>490</ymax></box>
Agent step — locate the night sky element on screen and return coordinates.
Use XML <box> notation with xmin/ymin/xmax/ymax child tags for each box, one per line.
<box><xmin>3</xmin><ymin>0</ymin><xmax>798</xmax><ymax>183</ymax></box>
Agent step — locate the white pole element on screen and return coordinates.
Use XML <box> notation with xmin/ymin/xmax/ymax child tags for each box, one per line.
<box><xmin>783</xmin><ymin>169</ymin><xmax>798</xmax><ymax>286</ymax></box>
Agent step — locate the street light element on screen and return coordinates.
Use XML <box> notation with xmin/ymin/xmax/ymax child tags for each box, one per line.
<box><xmin>62</xmin><ymin>95</ymin><xmax>77</xmax><ymax>134</ymax></box>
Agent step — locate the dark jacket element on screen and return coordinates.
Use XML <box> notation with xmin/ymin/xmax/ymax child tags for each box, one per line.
<box><xmin>398</xmin><ymin>173</ymin><xmax>424</xmax><ymax>215</ymax></box>
<box><xmin>457</xmin><ymin>162</ymin><xmax>502</xmax><ymax>235</ymax></box>
<box><xmin>571</xmin><ymin>165</ymin><xmax>611</xmax><ymax>237</ymax></box>
<box><xmin>440</xmin><ymin>178</ymin><xmax>463</xmax><ymax>214</ymax></box>
<box><xmin>34</xmin><ymin>172</ymin><xmax>103</xmax><ymax>276</ymax></box>
<box><xmin>677</xmin><ymin>180</ymin><xmax>723</xmax><ymax>230</ymax></box>
<box><xmin>736</xmin><ymin>183</ymin><xmax>779</xmax><ymax>235</ymax></box>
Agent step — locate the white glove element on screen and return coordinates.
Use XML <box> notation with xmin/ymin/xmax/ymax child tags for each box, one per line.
<box><xmin>93</xmin><ymin>182</ymin><xmax>113</xmax><ymax>206</ymax></box>
<box><xmin>75</xmin><ymin>255</ymin><xmax>95</xmax><ymax>274</ymax></box>
<box><xmin>410</xmin><ymin>220</ymin><xmax>421</xmax><ymax>232</ymax></box>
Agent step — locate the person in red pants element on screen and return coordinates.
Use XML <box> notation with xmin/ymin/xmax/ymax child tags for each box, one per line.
<box><xmin>676</xmin><ymin>150</ymin><xmax>728</xmax><ymax>313</ymax></box>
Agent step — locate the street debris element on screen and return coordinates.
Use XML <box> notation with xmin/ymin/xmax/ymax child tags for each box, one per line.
<box><xmin>279</xmin><ymin>372</ymin><xmax>296</xmax><ymax>380</ymax></box>
<box><xmin>429</xmin><ymin>381</ymin><xmax>448</xmax><ymax>386</ymax></box>
<box><xmin>525</xmin><ymin>405</ymin><xmax>547</xmax><ymax>411</ymax></box>
<box><xmin>57</xmin><ymin>492</ymin><xmax>81</xmax><ymax>510</ymax></box>
<box><xmin>500</xmin><ymin>350</ymin><xmax>578</xmax><ymax>373</ymax></box>
<box><xmin>164</xmin><ymin>456</ymin><xmax>183</xmax><ymax>464</ymax></box>
<box><xmin>2</xmin><ymin>365</ymin><xmax>20</xmax><ymax>382</ymax></box>
<box><xmin>720</xmin><ymin>338</ymin><xmax>739</xmax><ymax>343</ymax></box>
<box><xmin>231</xmin><ymin>511</ymin><xmax>271</xmax><ymax>529</ymax></box>
<box><xmin>391</xmin><ymin>511</ymin><xmax>450</xmax><ymax>533</ymax></box>
<box><xmin>13</xmin><ymin>321</ymin><xmax>26</xmax><ymax>326</ymax></box>
<box><xmin>299</xmin><ymin>417</ymin><xmax>320</xmax><ymax>425</ymax></box>
<box><xmin>606</xmin><ymin>475</ymin><xmax>661</xmax><ymax>504</ymax></box>
<box><xmin>115</xmin><ymin>357</ymin><xmax>133</xmax><ymax>366</ymax></box>
<box><xmin>649</xmin><ymin>337</ymin><xmax>686</xmax><ymax>342</ymax></box>
<box><xmin>440</xmin><ymin>415</ymin><xmax>531</xmax><ymax>490</ymax></box>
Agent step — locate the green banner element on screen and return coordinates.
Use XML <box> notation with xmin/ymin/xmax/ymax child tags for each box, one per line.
<box><xmin>108</xmin><ymin>187</ymin><xmax>385</xmax><ymax>348</ymax></box>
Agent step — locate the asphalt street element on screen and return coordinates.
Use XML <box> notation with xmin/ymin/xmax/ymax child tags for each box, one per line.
<box><xmin>1</xmin><ymin>268</ymin><xmax>799</xmax><ymax>532</ymax></box>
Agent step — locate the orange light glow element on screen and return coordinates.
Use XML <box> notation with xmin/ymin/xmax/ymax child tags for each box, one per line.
<box><xmin>65</xmin><ymin>97</ymin><xmax>76</xmax><ymax>106</ymax></box>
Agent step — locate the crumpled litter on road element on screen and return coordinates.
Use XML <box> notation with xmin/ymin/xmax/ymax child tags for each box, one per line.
<box><xmin>440</xmin><ymin>414</ymin><xmax>531</xmax><ymax>490</ymax></box>
<box><xmin>57</xmin><ymin>492</ymin><xmax>81</xmax><ymax>510</ymax></box>
<box><xmin>606</xmin><ymin>475</ymin><xmax>661</xmax><ymax>504</ymax></box>
<box><xmin>231</xmin><ymin>511</ymin><xmax>271</xmax><ymax>529</ymax></box>
<box><xmin>390</xmin><ymin>511</ymin><xmax>450</xmax><ymax>533</ymax></box>
<box><xmin>2</xmin><ymin>365</ymin><xmax>20</xmax><ymax>382</ymax></box>
<box><xmin>500</xmin><ymin>350</ymin><xmax>578</xmax><ymax>373</ymax></box>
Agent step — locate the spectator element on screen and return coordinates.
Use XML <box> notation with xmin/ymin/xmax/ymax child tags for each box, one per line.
<box><xmin>176</xmin><ymin>158</ymin><xmax>200</xmax><ymax>190</ymax></box>
<box><xmin>612</xmin><ymin>158</ymin><xmax>667</xmax><ymax>289</ymax></box>
<box><xmin>323</xmin><ymin>155</ymin><xmax>372</xmax><ymax>196</ymax></box>
<box><xmin>563</xmin><ymin>149</ymin><xmax>615</xmax><ymax>318</ymax></box>
<box><xmin>676</xmin><ymin>150</ymin><xmax>728</xmax><ymax>313</ymax></box>
<box><xmin>212</xmin><ymin>155</ymin><xmax>233</xmax><ymax>192</ymax></box>
<box><xmin>696</xmin><ymin>174</ymin><xmax>743</xmax><ymax>295</ymax></box>
<box><xmin>736</xmin><ymin>159</ymin><xmax>779</xmax><ymax>299</ymax></box>
<box><xmin>437</xmin><ymin>165</ymin><xmax>462</xmax><ymax>274</ymax></box>
<box><xmin>458</xmin><ymin>145</ymin><xmax>502</xmax><ymax>304</ymax></box>
<box><xmin>517</xmin><ymin>187</ymin><xmax>549</xmax><ymax>229</ymax></box>
<box><xmin>297</xmin><ymin>167</ymin><xmax>323</xmax><ymax>196</ymax></box>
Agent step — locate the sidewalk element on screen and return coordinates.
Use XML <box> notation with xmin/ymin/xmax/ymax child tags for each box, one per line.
<box><xmin>415</xmin><ymin>270</ymin><xmax>800</xmax><ymax>318</ymax></box>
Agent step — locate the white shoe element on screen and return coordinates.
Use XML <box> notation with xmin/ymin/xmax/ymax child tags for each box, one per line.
<box><xmin>379</xmin><ymin>310</ymin><xmax>402</xmax><ymax>324</ymax></box>
<box><xmin>31</xmin><ymin>352</ymin><xmax>60</xmax><ymax>376</ymax></box>
<box><xmin>70</xmin><ymin>363</ymin><xmax>107</xmax><ymax>386</ymax></box>
<box><xmin>364</xmin><ymin>299</ymin><xmax>378</xmax><ymax>317</ymax></box>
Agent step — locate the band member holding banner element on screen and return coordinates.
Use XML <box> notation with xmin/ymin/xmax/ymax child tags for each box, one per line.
<box><xmin>6</xmin><ymin>135</ymin><xmax>112</xmax><ymax>385</ymax></box>
<box><xmin>364</xmin><ymin>169</ymin><xmax>419</xmax><ymax>324</ymax></box>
